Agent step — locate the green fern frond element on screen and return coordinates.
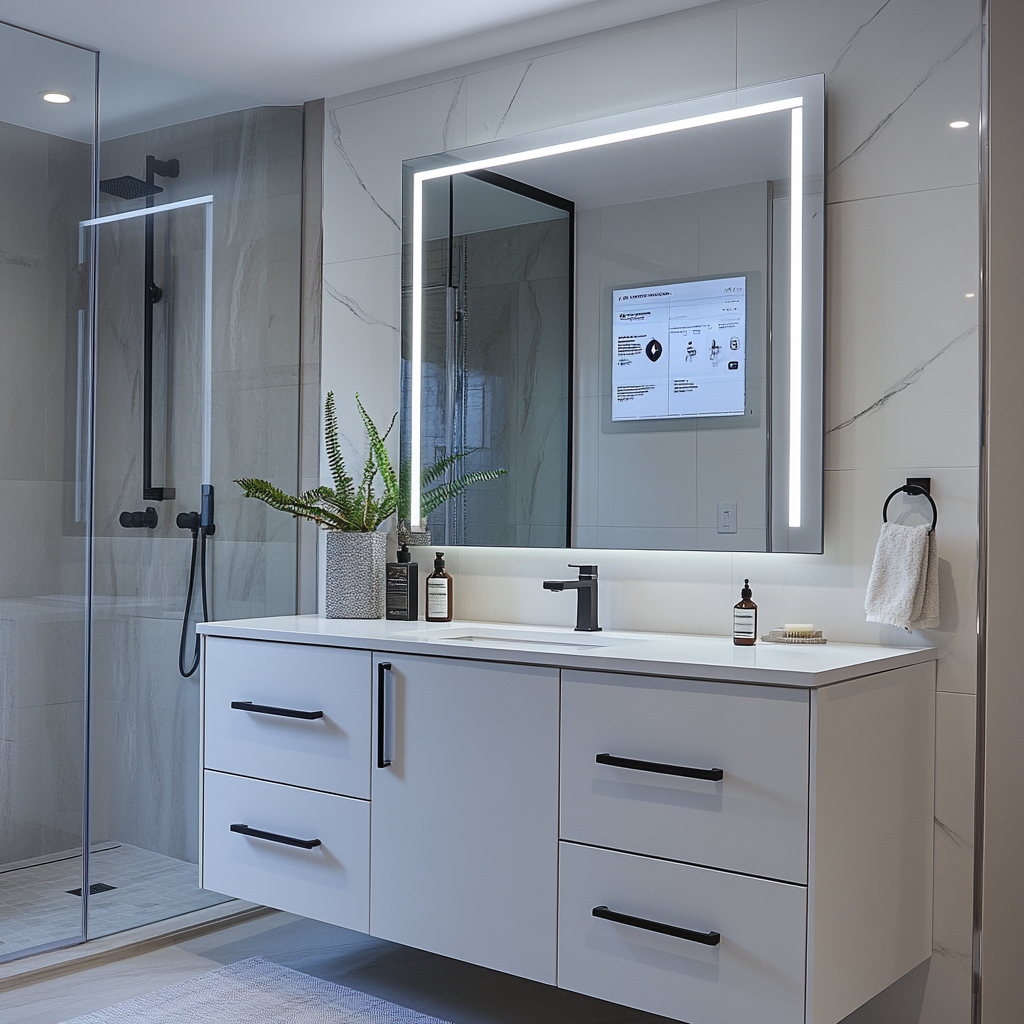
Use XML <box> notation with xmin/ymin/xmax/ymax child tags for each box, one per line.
<box><xmin>357</xmin><ymin>394</ymin><xmax>399</xmax><ymax>501</ymax></box>
<box><xmin>421</xmin><ymin>448</ymin><xmax>480</xmax><ymax>487</ymax></box>
<box><xmin>421</xmin><ymin>467</ymin><xmax>508</xmax><ymax>518</ymax></box>
<box><xmin>323</xmin><ymin>392</ymin><xmax>355</xmax><ymax>503</ymax></box>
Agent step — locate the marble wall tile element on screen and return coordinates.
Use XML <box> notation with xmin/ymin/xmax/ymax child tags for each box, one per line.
<box><xmin>323</xmin><ymin>80</ymin><xmax>468</xmax><ymax>266</ymax></box>
<box><xmin>466</xmin><ymin>54</ymin><xmax>575</xmax><ymax>146</ymax></box>
<box><xmin>737</xmin><ymin>0</ymin><xmax>981</xmax><ymax>204</ymax></box>
<box><xmin>0</xmin><ymin>482</ymin><xmax>66</xmax><ymax>600</ymax></box>
<box><xmin>571</xmin><ymin>9</ymin><xmax>738</xmax><ymax>123</ymax></box>
<box><xmin>321</xmin><ymin>254</ymin><xmax>402</xmax><ymax>473</ymax></box>
<box><xmin>826</xmin><ymin>185</ymin><xmax>980</xmax><ymax>473</ymax></box>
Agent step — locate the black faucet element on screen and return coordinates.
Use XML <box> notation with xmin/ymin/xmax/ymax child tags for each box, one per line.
<box><xmin>543</xmin><ymin>564</ymin><xmax>602</xmax><ymax>632</ymax></box>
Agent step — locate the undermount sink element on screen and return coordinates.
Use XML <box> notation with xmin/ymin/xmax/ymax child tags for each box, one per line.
<box><xmin>431</xmin><ymin>628</ymin><xmax>636</xmax><ymax>651</ymax></box>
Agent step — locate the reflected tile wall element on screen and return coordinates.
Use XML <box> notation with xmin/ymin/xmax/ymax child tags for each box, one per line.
<box><xmin>322</xmin><ymin>2</ymin><xmax>981</xmax><ymax>1019</ymax></box>
<box><xmin>92</xmin><ymin>106</ymin><xmax>302</xmax><ymax>864</ymax></box>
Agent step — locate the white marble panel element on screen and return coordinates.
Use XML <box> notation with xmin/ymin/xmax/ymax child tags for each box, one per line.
<box><xmin>466</xmin><ymin>53</ymin><xmax>575</xmax><ymax>146</ymax></box>
<box><xmin>738</xmin><ymin>0</ymin><xmax>980</xmax><ymax>203</ymax></box>
<box><xmin>571</xmin><ymin>9</ymin><xmax>737</xmax><ymax>123</ymax></box>
<box><xmin>323</xmin><ymin>80</ymin><xmax>468</xmax><ymax>265</ymax></box>
<box><xmin>826</xmin><ymin>185</ymin><xmax>980</xmax><ymax>473</ymax></box>
<box><xmin>321</xmin><ymin>255</ymin><xmax>402</xmax><ymax>477</ymax></box>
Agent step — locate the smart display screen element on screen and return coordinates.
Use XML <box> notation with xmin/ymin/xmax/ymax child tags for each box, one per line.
<box><xmin>611</xmin><ymin>276</ymin><xmax>747</xmax><ymax>421</ymax></box>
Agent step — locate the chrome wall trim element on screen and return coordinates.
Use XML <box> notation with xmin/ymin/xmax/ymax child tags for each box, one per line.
<box><xmin>973</xmin><ymin>0</ymin><xmax>990</xmax><ymax>1019</ymax></box>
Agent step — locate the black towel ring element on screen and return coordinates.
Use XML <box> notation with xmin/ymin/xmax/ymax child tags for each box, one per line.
<box><xmin>882</xmin><ymin>479</ymin><xmax>937</xmax><ymax>532</ymax></box>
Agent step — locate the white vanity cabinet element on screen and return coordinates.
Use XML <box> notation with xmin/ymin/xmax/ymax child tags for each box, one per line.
<box><xmin>198</xmin><ymin>617</ymin><xmax>938</xmax><ymax>1024</ymax></box>
<box><xmin>369</xmin><ymin>653</ymin><xmax>559</xmax><ymax>983</ymax></box>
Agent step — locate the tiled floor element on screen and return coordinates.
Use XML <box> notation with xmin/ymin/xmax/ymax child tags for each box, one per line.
<box><xmin>0</xmin><ymin>843</ymin><xmax>229</xmax><ymax>954</ymax></box>
<box><xmin>4</xmin><ymin>912</ymin><xmax>676</xmax><ymax>1024</ymax></box>
<box><xmin>3</xmin><ymin>909</ymin><xmax>937</xmax><ymax>1024</ymax></box>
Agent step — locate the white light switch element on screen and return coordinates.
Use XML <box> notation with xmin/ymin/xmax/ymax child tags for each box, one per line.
<box><xmin>717</xmin><ymin>502</ymin><xmax>737</xmax><ymax>534</ymax></box>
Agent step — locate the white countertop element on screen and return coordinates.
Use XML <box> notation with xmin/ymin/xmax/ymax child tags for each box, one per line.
<box><xmin>198</xmin><ymin>615</ymin><xmax>937</xmax><ymax>689</ymax></box>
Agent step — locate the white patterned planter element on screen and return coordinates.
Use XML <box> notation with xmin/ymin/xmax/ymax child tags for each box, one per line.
<box><xmin>325</xmin><ymin>531</ymin><xmax>387</xmax><ymax>618</ymax></box>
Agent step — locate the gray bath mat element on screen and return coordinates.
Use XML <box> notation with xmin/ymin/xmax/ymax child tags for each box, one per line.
<box><xmin>60</xmin><ymin>956</ymin><xmax>453</xmax><ymax>1024</ymax></box>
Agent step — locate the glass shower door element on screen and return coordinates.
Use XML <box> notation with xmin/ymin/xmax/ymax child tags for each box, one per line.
<box><xmin>85</xmin><ymin>105</ymin><xmax>303</xmax><ymax>939</ymax></box>
<box><xmin>0</xmin><ymin>23</ymin><xmax>97</xmax><ymax>962</ymax></box>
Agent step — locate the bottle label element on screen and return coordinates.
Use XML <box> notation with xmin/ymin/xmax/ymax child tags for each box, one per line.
<box><xmin>386</xmin><ymin>567</ymin><xmax>408</xmax><ymax>613</ymax></box>
<box><xmin>427</xmin><ymin>578</ymin><xmax>449</xmax><ymax>617</ymax></box>
<box><xmin>733</xmin><ymin>608</ymin><xmax>756</xmax><ymax>637</ymax></box>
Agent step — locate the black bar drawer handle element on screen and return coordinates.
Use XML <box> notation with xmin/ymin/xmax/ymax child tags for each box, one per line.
<box><xmin>231</xmin><ymin>701</ymin><xmax>323</xmax><ymax>720</ymax></box>
<box><xmin>596</xmin><ymin>752</ymin><xmax>723</xmax><ymax>782</ymax></box>
<box><xmin>230</xmin><ymin>823</ymin><xmax>321</xmax><ymax>850</ymax></box>
<box><xmin>593</xmin><ymin>905</ymin><xmax>721</xmax><ymax>946</ymax></box>
<box><xmin>377</xmin><ymin>662</ymin><xmax>392</xmax><ymax>768</ymax></box>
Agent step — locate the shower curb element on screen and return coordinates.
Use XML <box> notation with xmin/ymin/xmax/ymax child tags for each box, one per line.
<box><xmin>0</xmin><ymin>900</ymin><xmax>275</xmax><ymax>992</ymax></box>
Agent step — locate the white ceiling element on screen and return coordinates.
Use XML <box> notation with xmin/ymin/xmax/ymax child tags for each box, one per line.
<box><xmin>0</xmin><ymin>0</ymin><xmax>720</xmax><ymax>138</ymax></box>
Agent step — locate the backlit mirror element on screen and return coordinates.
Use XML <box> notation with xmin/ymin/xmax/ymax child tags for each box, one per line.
<box><xmin>402</xmin><ymin>75</ymin><xmax>824</xmax><ymax>553</ymax></box>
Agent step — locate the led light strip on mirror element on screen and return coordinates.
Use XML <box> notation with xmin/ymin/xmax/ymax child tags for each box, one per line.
<box><xmin>410</xmin><ymin>97</ymin><xmax>806</xmax><ymax>532</ymax></box>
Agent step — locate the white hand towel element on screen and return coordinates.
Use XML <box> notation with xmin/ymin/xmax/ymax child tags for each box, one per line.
<box><xmin>864</xmin><ymin>522</ymin><xmax>940</xmax><ymax>630</ymax></box>
<box><xmin>917</xmin><ymin>529</ymin><xmax>940</xmax><ymax>629</ymax></box>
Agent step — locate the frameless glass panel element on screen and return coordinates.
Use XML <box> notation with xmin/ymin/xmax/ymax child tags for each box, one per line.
<box><xmin>0</xmin><ymin>22</ymin><xmax>96</xmax><ymax>962</ymax></box>
<box><xmin>87</xmin><ymin>107</ymin><xmax>302</xmax><ymax>939</ymax></box>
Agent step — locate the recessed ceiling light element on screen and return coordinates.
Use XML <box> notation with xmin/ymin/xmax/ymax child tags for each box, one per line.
<box><xmin>42</xmin><ymin>91</ymin><xmax>72</xmax><ymax>104</ymax></box>
<box><xmin>949</xmin><ymin>120</ymin><xmax>969</xmax><ymax>129</ymax></box>
<box><xmin>966</xmin><ymin>292</ymin><xmax>976</xmax><ymax>298</ymax></box>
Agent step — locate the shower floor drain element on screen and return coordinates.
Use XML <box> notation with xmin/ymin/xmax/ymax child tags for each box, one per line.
<box><xmin>66</xmin><ymin>882</ymin><xmax>117</xmax><ymax>896</ymax></box>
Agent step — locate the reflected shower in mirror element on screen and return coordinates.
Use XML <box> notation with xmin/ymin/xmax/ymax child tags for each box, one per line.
<box><xmin>410</xmin><ymin>171</ymin><xmax>572</xmax><ymax>547</ymax></box>
<box><xmin>403</xmin><ymin>75</ymin><xmax>824</xmax><ymax>553</ymax></box>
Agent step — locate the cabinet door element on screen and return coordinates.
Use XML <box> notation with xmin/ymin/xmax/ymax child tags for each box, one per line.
<box><xmin>370</xmin><ymin>653</ymin><xmax>559</xmax><ymax>984</ymax></box>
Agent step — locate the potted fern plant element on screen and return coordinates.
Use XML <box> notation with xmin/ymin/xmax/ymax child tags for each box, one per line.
<box><xmin>236</xmin><ymin>392</ymin><xmax>398</xmax><ymax>618</ymax></box>
<box><xmin>237</xmin><ymin>392</ymin><xmax>508</xmax><ymax>618</ymax></box>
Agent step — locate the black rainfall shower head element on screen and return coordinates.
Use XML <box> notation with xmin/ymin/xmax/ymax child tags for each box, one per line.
<box><xmin>99</xmin><ymin>175</ymin><xmax>163</xmax><ymax>200</ymax></box>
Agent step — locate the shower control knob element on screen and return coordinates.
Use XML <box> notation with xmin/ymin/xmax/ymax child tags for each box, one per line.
<box><xmin>119</xmin><ymin>507</ymin><xmax>158</xmax><ymax>529</ymax></box>
<box><xmin>176</xmin><ymin>511</ymin><xmax>201</xmax><ymax>533</ymax></box>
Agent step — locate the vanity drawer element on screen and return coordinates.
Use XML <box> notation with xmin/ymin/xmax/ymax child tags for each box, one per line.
<box><xmin>204</xmin><ymin>637</ymin><xmax>371</xmax><ymax>798</ymax></box>
<box><xmin>560</xmin><ymin>670</ymin><xmax>809</xmax><ymax>882</ymax></box>
<box><xmin>202</xmin><ymin>769</ymin><xmax>369</xmax><ymax>932</ymax></box>
<box><xmin>557</xmin><ymin>841</ymin><xmax>806</xmax><ymax>1024</ymax></box>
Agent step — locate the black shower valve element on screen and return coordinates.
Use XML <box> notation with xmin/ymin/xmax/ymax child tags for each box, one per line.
<box><xmin>175</xmin><ymin>511</ymin><xmax>201</xmax><ymax>534</ymax></box>
<box><xmin>119</xmin><ymin>507</ymin><xmax>158</xmax><ymax>529</ymax></box>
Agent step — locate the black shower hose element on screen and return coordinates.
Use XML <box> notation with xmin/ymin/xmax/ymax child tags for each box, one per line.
<box><xmin>178</xmin><ymin>527</ymin><xmax>209</xmax><ymax>677</ymax></box>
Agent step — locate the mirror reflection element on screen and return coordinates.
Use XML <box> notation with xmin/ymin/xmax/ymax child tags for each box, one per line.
<box><xmin>403</xmin><ymin>75</ymin><xmax>824</xmax><ymax>553</ymax></box>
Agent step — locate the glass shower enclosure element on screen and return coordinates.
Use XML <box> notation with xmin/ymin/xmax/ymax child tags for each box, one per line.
<box><xmin>0</xmin><ymin>20</ymin><xmax>303</xmax><ymax>962</ymax></box>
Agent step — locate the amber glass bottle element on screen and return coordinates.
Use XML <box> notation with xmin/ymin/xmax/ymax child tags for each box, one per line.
<box><xmin>732</xmin><ymin>579</ymin><xmax>757</xmax><ymax>646</ymax></box>
<box><xmin>425</xmin><ymin>551</ymin><xmax>453</xmax><ymax>622</ymax></box>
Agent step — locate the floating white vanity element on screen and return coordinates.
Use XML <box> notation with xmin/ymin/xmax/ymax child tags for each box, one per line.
<box><xmin>197</xmin><ymin>616</ymin><xmax>936</xmax><ymax>1024</ymax></box>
